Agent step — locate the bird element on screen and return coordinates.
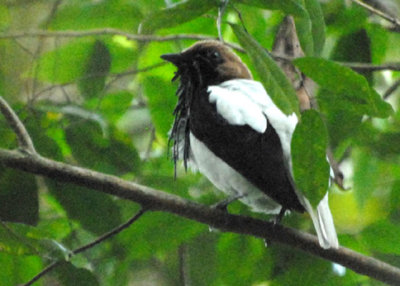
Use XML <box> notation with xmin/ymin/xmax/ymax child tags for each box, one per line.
<box><xmin>161</xmin><ymin>40</ymin><xmax>338</xmax><ymax>249</ymax></box>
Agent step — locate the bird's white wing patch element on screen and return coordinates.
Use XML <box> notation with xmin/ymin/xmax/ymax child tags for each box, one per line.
<box><xmin>208</xmin><ymin>85</ymin><xmax>267</xmax><ymax>133</ymax></box>
<box><xmin>208</xmin><ymin>79</ymin><xmax>297</xmax><ymax>160</ymax></box>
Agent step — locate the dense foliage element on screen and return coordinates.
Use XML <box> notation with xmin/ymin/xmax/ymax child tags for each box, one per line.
<box><xmin>0</xmin><ymin>0</ymin><xmax>400</xmax><ymax>285</ymax></box>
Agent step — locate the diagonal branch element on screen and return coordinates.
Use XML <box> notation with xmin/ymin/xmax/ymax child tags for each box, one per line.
<box><xmin>0</xmin><ymin>96</ymin><xmax>36</xmax><ymax>153</ymax></box>
<box><xmin>351</xmin><ymin>0</ymin><xmax>400</xmax><ymax>27</ymax></box>
<box><xmin>23</xmin><ymin>209</ymin><xmax>146</xmax><ymax>286</ymax></box>
<box><xmin>384</xmin><ymin>78</ymin><xmax>400</xmax><ymax>99</ymax></box>
<box><xmin>0</xmin><ymin>148</ymin><xmax>400</xmax><ymax>285</ymax></box>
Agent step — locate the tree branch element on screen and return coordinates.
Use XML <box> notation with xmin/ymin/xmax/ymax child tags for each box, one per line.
<box><xmin>340</xmin><ymin>61</ymin><xmax>400</xmax><ymax>72</ymax></box>
<box><xmin>0</xmin><ymin>148</ymin><xmax>400</xmax><ymax>285</ymax></box>
<box><xmin>0</xmin><ymin>96</ymin><xmax>36</xmax><ymax>153</ymax></box>
<box><xmin>351</xmin><ymin>0</ymin><xmax>400</xmax><ymax>27</ymax></box>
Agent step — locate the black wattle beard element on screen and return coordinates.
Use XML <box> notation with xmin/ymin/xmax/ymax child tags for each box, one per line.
<box><xmin>169</xmin><ymin>65</ymin><xmax>203</xmax><ymax>177</ymax></box>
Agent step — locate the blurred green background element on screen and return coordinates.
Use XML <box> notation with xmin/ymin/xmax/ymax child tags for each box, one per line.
<box><xmin>1</xmin><ymin>0</ymin><xmax>400</xmax><ymax>285</ymax></box>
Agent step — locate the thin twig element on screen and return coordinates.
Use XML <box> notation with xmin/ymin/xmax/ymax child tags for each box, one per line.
<box><xmin>72</xmin><ymin>208</ymin><xmax>146</xmax><ymax>255</ymax></box>
<box><xmin>0</xmin><ymin>96</ymin><xmax>36</xmax><ymax>153</ymax></box>
<box><xmin>0</xmin><ymin>29</ymin><xmax>245</xmax><ymax>52</ymax></box>
<box><xmin>351</xmin><ymin>0</ymin><xmax>400</xmax><ymax>27</ymax></box>
<box><xmin>23</xmin><ymin>261</ymin><xmax>61</xmax><ymax>286</ymax></box>
<box><xmin>341</xmin><ymin>61</ymin><xmax>400</xmax><ymax>72</ymax></box>
<box><xmin>0</xmin><ymin>29</ymin><xmax>211</xmax><ymax>42</ymax></box>
<box><xmin>384</xmin><ymin>78</ymin><xmax>400</xmax><ymax>99</ymax></box>
<box><xmin>23</xmin><ymin>209</ymin><xmax>146</xmax><ymax>286</ymax></box>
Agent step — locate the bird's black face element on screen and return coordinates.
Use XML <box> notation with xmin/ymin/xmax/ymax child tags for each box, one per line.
<box><xmin>161</xmin><ymin>45</ymin><xmax>225</xmax><ymax>87</ymax></box>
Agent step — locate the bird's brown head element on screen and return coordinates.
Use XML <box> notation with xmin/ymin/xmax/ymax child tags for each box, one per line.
<box><xmin>161</xmin><ymin>40</ymin><xmax>252</xmax><ymax>87</ymax></box>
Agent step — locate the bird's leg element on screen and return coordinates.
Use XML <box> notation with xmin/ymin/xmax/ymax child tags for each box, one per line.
<box><xmin>272</xmin><ymin>207</ymin><xmax>287</xmax><ymax>225</ymax></box>
<box><xmin>264</xmin><ymin>207</ymin><xmax>287</xmax><ymax>248</ymax></box>
<box><xmin>212</xmin><ymin>193</ymin><xmax>245</xmax><ymax>212</ymax></box>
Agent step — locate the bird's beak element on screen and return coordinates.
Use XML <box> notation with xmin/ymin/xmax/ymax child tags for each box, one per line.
<box><xmin>161</xmin><ymin>53</ymin><xmax>185</xmax><ymax>66</ymax></box>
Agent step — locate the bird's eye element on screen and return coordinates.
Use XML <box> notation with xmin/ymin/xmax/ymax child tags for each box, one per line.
<box><xmin>210</xmin><ymin>51</ymin><xmax>220</xmax><ymax>59</ymax></box>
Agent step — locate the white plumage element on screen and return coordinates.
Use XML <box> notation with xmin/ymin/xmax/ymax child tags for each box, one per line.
<box><xmin>189</xmin><ymin>133</ymin><xmax>282</xmax><ymax>214</ymax></box>
<box><xmin>189</xmin><ymin>79</ymin><xmax>338</xmax><ymax>249</ymax></box>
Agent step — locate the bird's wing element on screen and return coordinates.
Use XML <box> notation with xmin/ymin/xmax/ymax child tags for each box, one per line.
<box><xmin>208</xmin><ymin>79</ymin><xmax>297</xmax><ymax>161</ymax></box>
<box><xmin>208</xmin><ymin>81</ymin><xmax>267</xmax><ymax>133</ymax></box>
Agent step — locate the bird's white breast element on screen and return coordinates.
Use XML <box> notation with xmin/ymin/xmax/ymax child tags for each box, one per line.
<box><xmin>189</xmin><ymin>133</ymin><xmax>281</xmax><ymax>214</ymax></box>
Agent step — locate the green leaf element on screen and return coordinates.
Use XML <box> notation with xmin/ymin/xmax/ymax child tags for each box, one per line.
<box><xmin>291</xmin><ymin>110</ymin><xmax>330</xmax><ymax>207</ymax></box>
<box><xmin>355</xmin><ymin>122</ymin><xmax>400</xmax><ymax>160</ymax></box>
<box><xmin>0</xmin><ymin>122</ymin><xmax>16</xmax><ymax>149</ymax></box>
<box><xmin>0</xmin><ymin>223</ymin><xmax>39</xmax><ymax>256</ymax></box>
<box><xmin>47</xmin><ymin>180</ymin><xmax>122</xmax><ymax>236</ymax></box>
<box><xmin>65</xmin><ymin>120</ymin><xmax>140</xmax><ymax>174</ymax></box>
<box><xmin>331</xmin><ymin>29</ymin><xmax>372</xmax><ymax>84</ymax></box>
<box><xmin>352</xmin><ymin>148</ymin><xmax>380</xmax><ymax>208</ymax></box>
<box><xmin>216</xmin><ymin>234</ymin><xmax>273</xmax><ymax>285</ymax></box>
<box><xmin>367</xmin><ymin>24</ymin><xmax>389</xmax><ymax>64</ymax></box>
<box><xmin>106</xmin><ymin>38</ymin><xmax>138</xmax><ymax>74</ymax></box>
<box><xmin>118</xmin><ymin>212</ymin><xmax>204</xmax><ymax>260</ymax></box>
<box><xmin>78</xmin><ymin>40</ymin><xmax>111</xmax><ymax>99</ymax></box>
<box><xmin>92</xmin><ymin>91</ymin><xmax>134</xmax><ymax>124</ymax></box>
<box><xmin>362</xmin><ymin>221</ymin><xmax>400</xmax><ymax>255</ymax></box>
<box><xmin>294</xmin><ymin>57</ymin><xmax>393</xmax><ymax>118</ymax></box>
<box><xmin>185</xmin><ymin>233</ymin><xmax>218</xmax><ymax>285</ymax></box>
<box><xmin>327</xmin><ymin>4</ymin><xmax>367</xmax><ymax>35</ymax></box>
<box><xmin>0</xmin><ymin>253</ymin><xmax>42</xmax><ymax>285</ymax></box>
<box><xmin>318</xmin><ymin>89</ymin><xmax>363</xmax><ymax>147</ymax></box>
<box><xmin>140</xmin><ymin>0</ymin><xmax>216</xmax><ymax>33</ymax></box>
<box><xmin>49</xmin><ymin>2</ymin><xmax>142</xmax><ymax>30</ymax></box>
<box><xmin>35</xmin><ymin>39</ymin><xmax>94</xmax><ymax>84</ymax></box>
<box><xmin>0</xmin><ymin>4</ymin><xmax>10</xmax><ymax>30</ymax></box>
<box><xmin>0</xmin><ymin>221</ymin><xmax>71</xmax><ymax>259</ymax></box>
<box><xmin>231</xmin><ymin>23</ymin><xmax>299</xmax><ymax>116</ymax></box>
<box><xmin>234</xmin><ymin>0</ymin><xmax>308</xmax><ymax>18</ymax></box>
<box><xmin>25</xmin><ymin>113</ymin><xmax>64</xmax><ymax>160</ymax></box>
<box><xmin>304</xmin><ymin>0</ymin><xmax>325</xmax><ymax>55</ymax></box>
<box><xmin>271</xmin><ymin>247</ymin><xmax>336</xmax><ymax>285</ymax></box>
<box><xmin>56</xmin><ymin>261</ymin><xmax>99</xmax><ymax>286</ymax></box>
<box><xmin>235</xmin><ymin>0</ymin><xmax>314</xmax><ymax>55</ymax></box>
<box><xmin>293</xmin><ymin>11</ymin><xmax>313</xmax><ymax>56</ymax></box>
<box><xmin>0</xmin><ymin>168</ymin><xmax>38</xmax><ymax>226</ymax></box>
<box><xmin>142</xmin><ymin>76</ymin><xmax>177</xmax><ymax>138</ymax></box>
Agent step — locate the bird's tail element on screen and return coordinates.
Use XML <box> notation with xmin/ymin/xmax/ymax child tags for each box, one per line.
<box><xmin>303</xmin><ymin>193</ymin><xmax>339</xmax><ymax>249</ymax></box>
